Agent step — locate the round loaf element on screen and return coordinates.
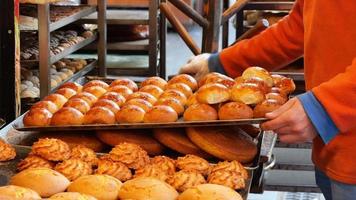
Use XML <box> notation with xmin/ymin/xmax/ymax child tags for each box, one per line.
<box><xmin>108</xmin><ymin>85</ymin><xmax>133</xmax><ymax>99</ymax></box>
<box><xmin>196</xmin><ymin>83</ymin><xmax>230</xmax><ymax>104</ymax></box>
<box><xmin>218</xmin><ymin>102</ymin><xmax>253</xmax><ymax>120</ymax></box>
<box><xmin>143</xmin><ymin>105</ymin><xmax>178</xmax><ymax>123</ymax></box>
<box><xmin>127</xmin><ymin>92</ymin><xmax>157</xmax><ymax>105</ymax></box>
<box><xmin>23</xmin><ymin>108</ymin><xmax>52</xmax><ymax>127</ymax></box>
<box><xmin>204</xmin><ymin>74</ymin><xmax>235</xmax><ymax>88</ymax></box>
<box><xmin>55</xmin><ymin>88</ymin><xmax>77</xmax><ymax>99</ymax></box>
<box><xmin>51</xmin><ymin>107</ymin><xmax>84</xmax><ymax>126</ymax></box>
<box><xmin>63</xmin><ymin>98</ymin><xmax>91</xmax><ymax>114</ymax></box>
<box><xmin>155</xmin><ymin>97</ymin><xmax>184</xmax><ymax>116</ymax></box>
<box><xmin>70</xmin><ymin>92</ymin><xmax>98</xmax><ymax>106</ymax></box>
<box><xmin>0</xmin><ymin>185</ymin><xmax>41</xmax><ymax>200</ymax></box>
<box><xmin>139</xmin><ymin>85</ymin><xmax>164</xmax><ymax>99</ymax></box>
<box><xmin>110</xmin><ymin>78</ymin><xmax>138</xmax><ymax>92</ymax></box>
<box><xmin>178</xmin><ymin>184</ymin><xmax>243</xmax><ymax>200</ymax></box>
<box><xmin>43</xmin><ymin>93</ymin><xmax>68</xmax><ymax>108</ymax></box>
<box><xmin>265</xmin><ymin>92</ymin><xmax>287</xmax><ymax>104</ymax></box>
<box><xmin>241</xmin><ymin>66</ymin><xmax>273</xmax><ymax>87</ymax></box>
<box><xmin>92</xmin><ymin>99</ymin><xmax>120</xmax><ymax>114</ymax></box>
<box><xmin>83</xmin><ymin>80</ymin><xmax>109</xmax><ymax>90</ymax></box>
<box><xmin>123</xmin><ymin>98</ymin><xmax>152</xmax><ymax>112</ymax></box>
<box><xmin>84</xmin><ymin>107</ymin><xmax>116</xmax><ymax>125</ymax></box>
<box><xmin>100</xmin><ymin>92</ymin><xmax>126</xmax><ymax>106</ymax></box>
<box><xmin>31</xmin><ymin>101</ymin><xmax>58</xmax><ymax>114</ymax></box>
<box><xmin>183</xmin><ymin>104</ymin><xmax>218</xmax><ymax>121</ymax></box>
<box><xmin>253</xmin><ymin>99</ymin><xmax>282</xmax><ymax>118</ymax></box>
<box><xmin>168</xmin><ymin>74</ymin><xmax>198</xmax><ymax>91</ymax></box>
<box><xmin>160</xmin><ymin>89</ymin><xmax>187</xmax><ymax>105</ymax></box>
<box><xmin>140</xmin><ymin>76</ymin><xmax>167</xmax><ymax>89</ymax></box>
<box><xmin>83</xmin><ymin>86</ymin><xmax>107</xmax><ymax>98</ymax></box>
<box><xmin>166</xmin><ymin>83</ymin><xmax>193</xmax><ymax>98</ymax></box>
<box><xmin>116</xmin><ymin>105</ymin><xmax>145</xmax><ymax>123</ymax></box>
<box><xmin>49</xmin><ymin>192</ymin><xmax>97</xmax><ymax>200</ymax></box>
<box><xmin>231</xmin><ymin>83</ymin><xmax>265</xmax><ymax>105</ymax></box>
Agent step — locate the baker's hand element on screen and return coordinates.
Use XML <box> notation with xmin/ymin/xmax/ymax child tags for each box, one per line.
<box><xmin>261</xmin><ymin>98</ymin><xmax>318</xmax><ymax>144</ymax></box>
<box><xmin>179</xmin><ymin>53</ymin><xmax>211</xmax><ymax>81</ymax></box>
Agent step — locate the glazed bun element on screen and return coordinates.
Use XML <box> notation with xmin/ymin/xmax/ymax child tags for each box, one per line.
<box><xmin>186</xmin><ymin>93</ymin><xmax>199</xmax><ymax>107</ymax></box>
<box><xmin>199</xmin><ymin>72</ymin><xmax>224</xmax><ymax>87</ymax></box>
<box><xmin>0</xmin><ymin>185</ymin><xmax>41</xmax><ymax>200</ymax></box>
<box><xmin>51</xmin><ymin>107</ymin><xmax>84</xmax><ymax>126</ymax></box>
<box><xmin>108</xmin><ymin>85</ymin><xmax>133</xmax><ymax>99</ymax></box>
<box><xmin>118</xmin><ymin>177</ymin><xmax>178</xmax><ymax>200</ymax></box>
<box><xmin>55</xmin><ymin>88</ymin><xmax>77</xmax><ymax>99</ymax></box>
<box><xmin>139</xmin><ymin>85</ymin><xmax>164</xmax><ymax>99</ymax></box>
<box><xmin>84</xmin><ymin>107</ymin><xmax>116</xmax><ymax>124</ymax></box>
<box><xmin>242</xmin><ymin>66</ymin><xmax>273</xmax><ymax>87</ymax></box>
<box><xmin>183</xmin><ymin>104</ymin><xmax>218</xmax><ymax>121</ymax></box>
<box><xmin>123</xmin><ymin>99</ymin><xmax>152</xmax><ymax>112</ymax></box>
<box><xmin>68</xmin><ymin>175</ymin><xmax>122</xmax><ymax>200</ymax></box>
<box><xmin>166</xmin><ymin>83</ymin><xmax>193</xmax><ymax>98</ymax></box>
<box><xmin>64</xmin><ymin>98</ymin><xmax>91</xmax><ymax>114</ymax></box>
<box><xmin>116</xmin><ymin>105</ymin><xmax>145</xmax><ymax>123</ymax></box>
<box><xmin>83</xmin><ymin>80</ymin><xmax>109</xmax><ymax>90</ymax></box>
<box><xmin>271</xmin><ymin>74</ymin><xmax>284</xmax><ymax>85</ymax></box>
<box><xmin>31</xmin><ymin>100</ymin><xmax>58</xmax><ymax>114</ymax></box>
<box><xmin>155</xmin><ymin>97</ymin><xmax>185</xmax><ymax>116</ymax></box>
<box><xmin>49</xmin><ymin>192</ymin><xmax>97</xmax><ymax>200</ymax></box>
<box><xmin>93</xmin><ymin>99</ymin><xmax>120</xmax><ymax>114</ymax></box>
<box><xmin>141</xmin><ymin>76</ymin><xmax>167</xmax><ymax>89</ymax></box>
<box><xmin>160</xmin><ymin>89</ymin><xmax>187</xmax><ymax>106</ymax></box>
<box><xmin>168</xmin><ymin>74</ymin><xmax>198</xmax><ymax>91</ymax></box>
<box><xmin>265</xmin><ymin>92</ymin><xmax>287</xmax><ymax>104</ymax></box>
<box><xmin>144</xmin><ymin>105</ymin><xmax>178</xmax><ymax>123</ymax></box>
<box><xmin>100</xmin><ymin>92</ymin><xmax>126</xmax><ymax>106</ymax></box>
<box><xmin>274</xmin><ymin>76</ymin><xmax>296</xmax><ymax>95</ymax></box>
<box><xmin>43</xmin><ymin>93</ymin><xmax>68</xmax><ymax>108</ymax></box>
<box><xmin>10</xmin><ymin>168</ymin><xmax>70</xmax><ymax>198</ymax></box>
<box><xmin>270</xmin><ymin>87</ymin><xmax>283</xmax><ymax>95</ymax></box>
<box><xmin>83</xmin><ymin>86</ymin><xmax>107</xmax><ymax>98</ymax></box>
<box><xmin>253</xmin><ymin>99</ymin><xmax>282</xmax><ymax>118</ymax></box>
<box><xmin>58</xmin><ymin>82</ymin><xmax>82</xmax><ymax>93</ymax></box>
<box><xmin>127</xmin><ymin>92</ymin><xmax>157</xmax><ymax>105</ymax></box>
<box><xmin>218</xmin><ymin>102</ymin><xmax>253</xmax><ymax>120</ymax></box>
<box><xmin>110</xmin><ymin>78</ymin><xmax>138</xmax><ymax>92</ymax></box>
<box><xmin>70</xmin><ymin>92</ymin><xmax>98</xmax><ymax>106</ymax></box>
<box><xmin>23</xmin><ymin>108</ymin><xmax>52</xmax><ymax>126</ymax></box>
<box><xmin>231</xmin><ymin>83</ymin><xmax>265</xmax><ymax>105</ymax></box>
<box><xmin>196</xmin><ymin>83</ymin><xmax>230</xmax><ymax>104</ymax></box>
<box><xmin>204</xmin><ymin>74</ymin><xmax>235</xmax><ymax>88</ymax></box>
<box><xmin>178</xmin><ymin>184</ymin><xmax>242</xmax><ymax>200</ymax></box>
<box><xmin>243</xmin><ymin>77</ymin><xmax>271</xmax><ymax>94</ymax></box>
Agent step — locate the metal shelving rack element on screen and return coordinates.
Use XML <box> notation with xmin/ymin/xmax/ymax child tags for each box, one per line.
<box><xmin>19</xmin><ymin>0</ymin><xmax>107</xmax><ymax>98</ymax></box>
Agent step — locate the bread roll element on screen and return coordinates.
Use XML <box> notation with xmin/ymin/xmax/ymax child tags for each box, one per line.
<box><xmin>242</xmin><ymin>66</ymin><xmax>273</xmax><ymax>87</ymax></box>
<box><xmin>178</xmin><ymin>184</ymin><xmax>243</xmax><ymax>200</ymax></box>
<box><xmin>196</xmin><ymin>83</ymin><xmax>230</xmax><ymax>104</ymax></box>
<box><xmin>123</xmin><ymin>98</ymin><xmax>152</xmax><ymax>112</ymax></box>
<box><xmin>51</xmin><ymin>107</ymin><xmax>84</xmax><ymax>126</ymax></box>
<box><xmin>127</xmin><ymin>92</ymin><xmax>157</xmax><ymax>105</ymax></box>
<box><xmin>175</xmin><ymin>154</ymin><xmax>210</xmax><ymax>176</ymax></box>
<box><xmin>168</xmin><ymin>74</ymin><xmax>198</xmax><ymax>91</ymax></box>
<box><xmin>166</xmin><ymin>83</ymin><xmax>193</xmax><ymax>98</ymax></box>
<box><xmin>186</xmin><ymin>93</ymin><xmax>199</xmax><ymax>107</ymax></box>
<box><xmin>83</xmin><ymin>86</ymin><xmax>107</xmax><ymax>98</ymax></box>
<box><xmin>63</xmin><ymin>98</ymin><xmax>91</xmax><ymax>114</ymax></box>
<box><xmin>0</xmin><ymin>185</ymin><xmax>41</xmax><ymax>200</ymax></box>
<box><xmin>168</xmin><ymin>170</ymin><xmax>206</xmax><ymax>192</ymax></box>
<box><xmin>140</xmin><ymin>76</ymin><xmax>167</xmax><ymax>89</ymax></box>
<box><xmin>23</xmin><ymin>108</ymin><xmax>52</xmax><ymax>127</ymax></box>
<box><xmin>139</xmin><ymin>85</ymin><xmax>164</xmax><ymax>99</ymax></box>
<box><xmin>143</xmin><ymin>105</ymin><xmax>178</xmax><ymax>123</ymax></box>
<box><xmin>100</xmin><ymin>92</ymin><xmax>126</xmax><ymax>106</ymax></box>
<box><xmin>10</xmin><ymin>168</ymin><xmax>70</xmax><ymax>198</ymax></box>
<box><xmin>183</xmin><ymin>104</ymin><xmax>218</xmax><ymax>121</ymax></box>
<box><xmin>0</xmin><ymin>140</ymin><xmax>16</xmax><ymax>161</ymax></box>
<box><xmin>108</xmin><ymin>85</ymin><xmax>133</xmax><ymax>99</ymax></box>
<box><xmin>204</xmin><ymin>74</ymin><xmax>235</xmax><ymax>88</ymax></box>
<box><xmin>160</xmin><ymin>89</ymin><xmax>187</xmax><ymax>105</ymax></box>
<box><xmin>55</xmin><ymin>88</ymin><xmax>77</xmax><ymax>99</ymax></box>
<box><xmin>54</xmin><ymin>159</ymin><xmax>93</xmax><ymax>181</ymax></box>
<box><xmin>116</xmin><ymin>105</ymin><xmax>145</xmax><ymax>123</ymax></box>
<box><xmin>83</xmin><ymin>80</ymin><xmax>109</xmax><ymax>90</ymax></box>
<box><xmin>199</xmin><ymin>72</ymin><xmax>225</xmax><ymax>87</ymax></box>
<box><xmin>31</xmin><ymin>100</ymin><xmax>58</xmax><ymax>114</ymax></box>
<box><xmin>244</xmin><ymin>77</ymin><xmax>272</xmax><ymax>94</ymax></box>
<box><xmin>253</xmin><ymin>99</ymin><xmax>282</xmax><ymax>118</ymax></box>
<box><xmin>150</xmin><ymin>156</ymin><xmax>176</xmax><ymax>175</ymax></box>
<box><xmin>155</xmin><ymin>97</ymin><xmax>184</xmax><ymax>116</ymax></box>
<box><xmin>31</xmin><ymin>138</ymin><xmax>71</xmax><ymax>161</ymax></box>
<box><xmin>218</xmin><ymin>102</ymin><xmax>253</xmax><ymax>120</ymax></box>
<box><xmin>110</xmin><ymin>78</ymin><xmax>138</xmax><ymax>92</ymax></box>
<box><xmin>134</xmin><ymin>164</ymin><xmax>169</xmax><ymax>182</ymax></box>
<box><xmin>43</xmin><ymin>93</ymin><xmax>68</xmax><ymax>108</ymax></box>
<box><xmin>96</xmin><ymin>130</ymin><xmax>165</xmax><ymax>155</ymax></box>
<box><xmin>208</xmin><ymin>170</ymin><xmax>245</xmax><ymax>190</ymax></box>
<box><xmin>95</xmin><ymin>159</ymin><xmax>132</xmax><ymax>182</ymax></box>
<box><xmin>70</xmin><ymin>92</ymin><xmax>98</xmax><ymax>106</ymax></box>
<box><xmin>265</xmin><ymin>92</ymin><xmax>287</xmax><ymax>104</ymax></box>
<box><xmin>118</xmin><ymin>177</ymin><xmax>179</xmax><ymax>200</ymax></box>
<box><xmin>17</xmin><ymin>155</ymin><xmax>54</xmax><ymax>171</ymax></box>
<box><xmin>92</xmin><ymin>99</ymin><xmax>120</xmax><ymax>114</ymax></box>
<box><xmin>231</xmin><ymin>83</ymin><xmax>265</xmax><ymax>105</ymax></box>
<box><xmin>210</xmin><ymin>160</ymin><xmax>248</xmax><ymax>180</ymax></box>
<box><xmin>84</xmin><ymin>107</ymin><xmax>116</xmax><ymax>125</ymax></box>
<box><xmin>275</xmin><ymin>76</ymin><xmax>296</xmax><ymax>95</ymax></box>
<box><xmin>109</xmin><ymin>142</ymin><xmax>149</xmax><ymax>170</ymax></box>
<box><xmin>68</xmin><ymin>175</ymin><xmax>122</xmax><ymax>200</ymax></box>
<box><xmin>49</xmin><ymin>192</ymin><xmax>97</xmax><ymax>200</ymax></box>
<box><xmin>70</xmin><ymin>145</ymin><xmax>98</xmax><ymax>166</ymax></box>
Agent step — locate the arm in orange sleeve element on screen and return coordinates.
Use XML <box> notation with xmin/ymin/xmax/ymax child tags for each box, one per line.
<box><xmin>210</xmin><ymin>0</ymin><xmax>305</xmax><ymax>77</ymax></box>
<box><xmin>312</xmin><ymin>58</ymin><xmax>356</xmax><ymax>133</ymax></box>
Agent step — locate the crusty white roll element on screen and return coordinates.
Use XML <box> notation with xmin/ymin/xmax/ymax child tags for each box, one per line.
<box><xmin>196</xmin><ymin>83</ymin><xmax>230</xmax><ymax>104</ymax></box>
<box><xmin>0</xmin><ymin>185</ymin><xmax>41</xmax><ymax>200</ymax></box>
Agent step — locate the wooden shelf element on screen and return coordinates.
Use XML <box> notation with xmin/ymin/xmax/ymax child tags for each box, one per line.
<box><xmin>84</xmin><ymin>39</ymin><xmax>149</xmax><ymax>51</ymax></box>
<box><xmin>80</xmin><ymin>9</ymin><xmax>149</xmax><ymax>25</ymax></box>
<box><xmin>245</xmin><ymin>2</ymin><xmax>294</xmax><ymax>11</ymax></box>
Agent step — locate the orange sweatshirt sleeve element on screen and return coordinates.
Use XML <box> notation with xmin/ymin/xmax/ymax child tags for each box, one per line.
<box><xmin>312</xmin><ymin>58</ymin><xmax>356</xmax><ymax>133</ymax></box>
<box><xmin>217</xmin><ymin>0</ymin><xmax>305</xmax><ymax>77</ymax></box>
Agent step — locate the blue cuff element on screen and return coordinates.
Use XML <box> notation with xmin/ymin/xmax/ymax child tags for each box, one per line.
<box><xmin>298</xmin><ymin>92</ymin><xmax>339</xmax><ymax>144</ymax></box>
<box><xmin>208</xmin><ymin>53</ymin><xmax>227</xmax><ymax>75</ymax></box>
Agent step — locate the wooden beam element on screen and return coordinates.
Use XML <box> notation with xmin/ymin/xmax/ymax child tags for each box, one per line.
<box><xmin>168</xmin><ymin>0</ymin><xmax>209</xmax><ymax>28</ymax></box>
<box><xmin>236</xmin><ymin>19</ymin><xmax>269</xmax><ymax>42</ymax></box>
<box><xmin>221</xmin><ymin>0</ymin><xmax>249</xmax><ymax>23</ymax></box>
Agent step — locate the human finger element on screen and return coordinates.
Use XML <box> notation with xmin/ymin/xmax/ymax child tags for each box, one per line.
<box><xmin>265</xmin><ymin>98</ymin><xmax>296</xmax><ymax>119</ymax></box>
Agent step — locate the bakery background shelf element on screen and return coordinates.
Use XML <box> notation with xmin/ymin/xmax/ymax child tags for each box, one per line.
<box><xmin>80</xmin><ymin>9</ymin><xmax>149</xmax><ymax>25</ymax></box>
<box><xmin>84</xmin><ymin>39</ymin><xmax>149</xmax><ymax>52</ymax></box>
<box><xmin>14</xmin><ymin>118</ymin><xmax>268</xmax><ymax>132</ymax></box>
<box><xmin>245</xmin><ymin>2</ymin><xmax>294</xmax><ymax>10</ymax></box>
<box><xmin>19</xmin><ymin>0</ymin><xmax>61</xmax><ymax>4</ymax></box>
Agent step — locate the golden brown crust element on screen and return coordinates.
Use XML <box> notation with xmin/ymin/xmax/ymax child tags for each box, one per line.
<box><xmin>31</xmin><ymin>138</ymin><xmax>71</xmax><ymax>161</ymax></box>
<box><xmin>143</xmin><ymin>105</ymin><xmax>178</xmax><ymax>123</ymax></box>
<box><xmin>127</xmin><ymin>92</ymin><xmax>157</xmax><ymax>105</ymax></box>
<box><xmin>168</xmin><ymin>74</ymin><xmax>198</xmax><ymax>91</ymax></box>
<box><xmin>186</xmin><ymin>93</ymin><xmax>199</xmax><ymax>107</ymax></box>
<box><xmin>83</xmin><ymin>80</ymin><xmax>109</xmax><ymax>90</ymax></box>
<box><xmin>167</xmin><ymin>170</ymin><xmax>206</xmax><ymax>192</ymax></box>
<box><xmin>83</xmin><ymin>86</ymin><xmax>107</xmax><ymax>98</ymax></box>
<box><xmin>166</xmin><ymin>83</ymin><xmax>193</xmax><ymax>98</ymax></box>
<box><xmin>183</xmin><ymin>104</ymin><xmax>218</xmax><ymax>121</ymax></box>
<box><xmin>253</xmin><ymin>99</ymin><xmax>282</xmax><ymax>118</ymax></box>
<box><xmin>109</xmin><ymin>142</ymin><xmax>150</xmax><ymax>169</ymax></box>
<box><xmin>210</xmin><ymin>160</ymin><xmax>248</xmax><ymax>180</ymax></box>
<box><xmin>241</xmin><ymin>66</ymin><xmax>273</xmax><ymax>87</ymax></box>
<box><xmin>70</xmin><ymin>92</ymin><xmax>98</xmax><ymax>107</ymax></box>
<box><xmin>55</xmin><ymin>88</ymin><xmax>77</xmax><ymax>99</ymax></box>
<box><xmin>23</xmin><ymin>108</ymin><xmax>53</xmax><ymax>127</ymax></box>
<box><xmin>92</xmin><ymin>99</ymin><xmax>120</xmax><ymax>114</ymax></box>
<box><xmin>84</xmin><ymin>107</ymin><xmax>116</xmax><ymax>125</ymax></box>
<box><xmin>43</xmin><ymin>94</ymin><xmax>68</xmax><ymax>108</ymax></box>
<box><xmin>196</xmin><ymin>83</ymin><xmax>230</xmax><ymax>104</ymax></box>
<box><xmin>100</xmin><ymin>92</ymin><xmax>126</xmax><ymax>107</ymax></box>
<box><xmin>116</xmin><ymin>105</ymin><xmax>145</xmax><ymax>123</ymax></box>
<box><xmin>55</xmin><ymin>159</ymin><xmax>93</xmax><ymax>181</ymax></box>
<box><xmin>207</xmin><ymin>170</ymin><xmax>245</xmax><ymax>190</ymax></box>
<box><xmin>231</xmin><ymin>83</ymin><xmax>265</xmax><ymax>105</ymax></box>
<box><xmin>218</xmin><ymin>102</ymin><xmax>253</xmax><ymax>120</ymax></box>
<box><xmin>134</xmin><ymin>164</ymin><xmax>169</xmax><ymax>182</ymax></box>
<box><xmin>95</xmin><ymin>159</ymin><xmax>132</xmax><ymax>182</ymax></box>
<box><xmin>63</xmin><ymin>98</ymin><xmax>91</xmax><ymax>114</ymax></box>
<box><xmin>140</xmin><ymin>76</ymin><xmax>168</xmax><ymax>89</ymax></box>
<box><xmin>58</xmin><ymin>82</ymin><xmax>83</xmax><ymax>93</ymax></box>
<box><xmin>108</xmin><ymin>85</ymin><xmax>133</xmax><ymax>99</ymax></box>
<box><xmin>265</xmin><ymin>92</ymin><xmax>288</xmax><ymax>104</ymax></box>
<box><xmin>110</xmin><ymin>78</ymin><xmax>138</xmax><ymax>92</ymax></box>
<box><xmin>17</xmin><ymin>155</ymin><xmax>54</xmax><ymax>171</ymax></box>
<box><xmin>31</xmin><ymin>101</ymin><xmax>58</xmax><ymax>114</ymax></box>
<box><xmin>71</xmin><ymin>145</ymin><xmax>98</xmax><ymax>166</ymax></box>
<box><xmin>139</xmin><ymin>85</ymin><xmax>164</xmax><ymax>99</ymax></box>
<box><xmin>175</xmin><ymin>155</ymin><xmax>210</xmax><ymax>176</ymax></box>
<box><xmin>0</xmin><ymin>141</ymin><xmax>16</xmax><ymax>161</ymax></box>
<box><xmin>155</xmin><ymin>98</ymin><xmax>184</xmax><ymax>116</ymax></box>
<box><xmin>50</xmin><ymin>107</ymin><xmax>84</xmax><ymax>126</ymax></box>
<box><xmin>150</xmin><ymin>156</ymin><xmax>176</xmax><ymax>175</ymax></box>
<box><xmin>204</xmin><ymin>74</ymin><xmax>235</xmax><ymax>88</ymax></box>
<box><xmin>160</xmin><ymin>89</ymin><xmax>187</xmax><ymax>106</ymax></box>
<box><xmin>123</xmin><ymin>99</ymin><xmax>152</xmax><ymax>112</ymax></box>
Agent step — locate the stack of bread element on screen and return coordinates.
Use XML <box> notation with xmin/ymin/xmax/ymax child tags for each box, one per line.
<box><xmin>2</xmin><ymin>138</ymin><xmax>246</xmax><ymax>199</ymax></box>
<box><xmin>23</xmin><ymin>66</ymin><xmax>295</xmax><ymax>126</ymax></box>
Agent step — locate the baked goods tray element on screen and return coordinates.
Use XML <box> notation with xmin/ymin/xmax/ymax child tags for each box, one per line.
<box><xmin>13</xmin><ymin>117</ymin><xmax>268</xmax><ymax>132</ymax></box>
